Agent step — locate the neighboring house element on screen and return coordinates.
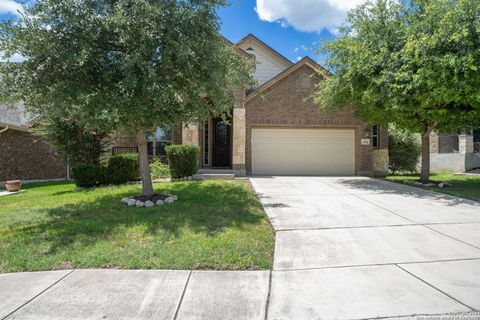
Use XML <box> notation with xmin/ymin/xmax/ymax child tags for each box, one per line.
<box><xmin>0</xmin><ymin>103</ymin><xmax>67</xmax><ymax>182</ymax></box>
<box><xmin>112</xmin><ymin>34</ymin><xmax>389</xmax><ymax>177</ymax></box>
<box><xmin>429</xmin><ymin>131</ymin><xmax>480</xmax><ymax>173</ymax></box>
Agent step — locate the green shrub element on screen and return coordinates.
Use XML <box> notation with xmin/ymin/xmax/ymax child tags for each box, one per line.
<box><xmin>150</xmin><ymin>157</ymin><xmax>171</xmax><ymax>179</ymax></box>
<box><xmin>166</xmin><ymin>145</ymin><xmax>199</xmax><ymax>178</ymax></box>
<box><xmin>107</xmin><ymin>153</ymin><xmax>139</xmax><ymax>185</ymax></box>
<box><xmin>389</xmin><ymin>128</ymin><xmax>421</xmax><ymax>174</ymax></box>
<box><xmin>71</xmin><ymin>164</ymin><xmax>109</xmax><ymax>188</ymax></box>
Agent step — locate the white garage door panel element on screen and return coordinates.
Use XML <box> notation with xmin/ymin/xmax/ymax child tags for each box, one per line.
<box><xmin>252</xmin><ymin>129</ymin><xmax>355</xmax><ymax>175</ymax></box>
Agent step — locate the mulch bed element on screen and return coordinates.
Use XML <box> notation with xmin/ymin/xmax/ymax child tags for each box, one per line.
<box><xmin>131</xmin><ymin>194</ymin><xmax>171</xmax><ymax>202</ymax></box>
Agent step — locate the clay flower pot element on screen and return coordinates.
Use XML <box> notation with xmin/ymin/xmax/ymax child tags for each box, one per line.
<box><xmin>5</xmin><ymin>180</ymin><xmax>22</xmax><ymax>192</ymax></box>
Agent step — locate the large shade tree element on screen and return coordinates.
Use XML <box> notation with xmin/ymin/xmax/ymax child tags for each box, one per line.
<box><xmin>315</xmin><ymin>0</ymin><xmax>480</xmax><ymax>182</ymax></box>
<box><xmin>0</xmin><ymin>0</ymin><xmax>251</xmax><ymax>195</ymax></box>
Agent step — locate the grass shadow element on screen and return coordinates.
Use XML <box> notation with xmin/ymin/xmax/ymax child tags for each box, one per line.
<box><xmin>337</xmin><ymin>177</ymin><xmax>480</xmax><ymax>207</ymax></box>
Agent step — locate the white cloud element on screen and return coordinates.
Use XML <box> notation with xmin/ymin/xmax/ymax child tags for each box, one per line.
<box><xmin>294</xmin><ymin>45</ymin><xmax>309</xmax><ymax>54</ymax></box>
<box><xmin>293</xmin><ymin>43</ymin><xmax>315</xmax><ymax>61</ymax></box>
<box><xmin>255</xmin><ymin>0</ymin><xmax>367</xmax><ymax>32</ymax></box>
<box><xmin>0</xmin><ymin>0</ymin><xmax>23</xmax><ymax>15</ymax></box>
<box><xmin>0</xmin><ymin>51</ymin><xmax>26</xmax><ymax>62</ymax></box>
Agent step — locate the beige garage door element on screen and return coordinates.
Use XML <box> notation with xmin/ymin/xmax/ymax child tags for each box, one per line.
<box><xmin>251</xmin><ymin>128</ymin><xmax>355</xmax><ymax>175</ymax></box>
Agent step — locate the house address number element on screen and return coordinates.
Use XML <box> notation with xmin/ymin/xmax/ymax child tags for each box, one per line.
<box><xmin>361</xmin><ymin>139</ymin><xmax>371</xmax><ymax>146</ymax></box>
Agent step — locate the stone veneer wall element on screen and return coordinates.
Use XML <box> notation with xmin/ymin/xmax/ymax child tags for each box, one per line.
<box><xmin>232</xmin><ymin>108</ymin><xmax>246</xmax><ymax>175</ymax></box>
<box><xmin>232</xmin><ymin>88</ymin><xmax>247</xmax><ymax>175</ymax></box>
<box><xmin>182</xmin><ymin>124</ymin><xmax>199</xmax><ymax>146</ymax></box>
<box><xmin>429</xmin><ymin>133</ymin><xmax>439</xmax><ymax>154</ymax></box>
<box><xmin>372</xmin><ymin>149</ymin><xmax>389</xmax><ymax>177</ymax></box>
<box><xmin>372</xmin><ymin>127</ymin><xmax>389</xmax><ymax>176</ymax></box>
<box><xmin>245</xmin><ymin>64</ymin><xmax>387</xmax><ymax>176</ymax></box>
<box><xmin>0</xmin><ymin>129</ymin><xmax>66</xmax><ymax>181</ymax></box>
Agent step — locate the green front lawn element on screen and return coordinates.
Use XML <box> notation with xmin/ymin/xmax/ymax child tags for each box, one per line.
<box><xmin>0</xmin><ymin>180</ymin><xmax>274</xmax><ymax>273</ymax></box>
<box><xmin>387</xmin><ymin>172</ymin><xmax>480</xmax><ymax>202</ymax></box>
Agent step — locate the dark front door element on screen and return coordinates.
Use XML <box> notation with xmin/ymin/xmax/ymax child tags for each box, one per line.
<box><xmin>212</xmin><ymin>118</ymin><xmax>231</xmax><ymax>167</ymax></box>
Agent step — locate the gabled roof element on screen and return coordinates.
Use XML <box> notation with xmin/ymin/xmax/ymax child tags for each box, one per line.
<box><xmin>222</xmin><ymin>36</ymin><xmax>254</xmax><ymax>59</ymax></box>
<box><xmin>246</xmin><ymin>56</ymin><xmax>328</xmax><ymax>102</ymax></box>
<box><xmin>236</xmin><ymin>34</ymin><xmax>293</xmax><ymax>67</ymax></box>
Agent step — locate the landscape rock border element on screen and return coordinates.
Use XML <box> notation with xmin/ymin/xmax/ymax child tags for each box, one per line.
<box><xmin>121</xmin><ymin>195</ymin><xmax>178</xmax><ymax>207</ymax></box>
<box><xmin>171</xmin><ymin>176</ymin><xmax>193</xmax><ymax>181</ymax></box>
<box><xmin>402</xmin><ymin>180</ymin><xmax>452</xmax><ymax>188</ymax></box>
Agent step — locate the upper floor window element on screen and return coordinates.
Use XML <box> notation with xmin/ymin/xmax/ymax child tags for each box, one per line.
<box><xmin>372</xmin><ymin>125</ymin><xmax>380</xmax><ymax>148</ymax></box>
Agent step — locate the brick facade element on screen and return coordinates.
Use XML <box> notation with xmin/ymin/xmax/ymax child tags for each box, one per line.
<box><xmin>0</xmin><ymin>129</ymin><xmax>66</xmax><ymax>181</ymax></box>
<box><xmin>111</xmin><ymin>125</ymin><xmax>183</xmax><ymax>149</ymax></box>
<box><xmin>172</xmin><ymin>125</ymin><xmax>182</xmax><ymax>145</ymax></box>
<box><xmin>245</xmin><ymin>64</ymin><xmax>387</xmax><ymax>176</ymax></box>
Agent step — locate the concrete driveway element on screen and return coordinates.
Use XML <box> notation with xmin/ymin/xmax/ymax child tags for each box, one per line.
<box><xmin>250</xmin><ymin>176</ymin><xmax>480</xmax><ymax>319</ymax></box>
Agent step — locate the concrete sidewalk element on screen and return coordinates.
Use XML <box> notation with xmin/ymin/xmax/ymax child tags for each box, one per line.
<box><xmin>0</xmin><ymin>269</ymin><xmax>269</xmax><ymax>320</ymax></box>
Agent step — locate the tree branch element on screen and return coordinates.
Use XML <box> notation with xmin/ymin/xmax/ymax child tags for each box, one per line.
<box><xmin>422</xmin><ymin>121</ymin><xmax>438</xmax><ymax>138</ymax></box>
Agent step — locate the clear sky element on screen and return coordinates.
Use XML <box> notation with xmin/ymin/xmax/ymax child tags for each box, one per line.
<box><xmin>0</xmin><ymin>0</ymin><xmax>365</xmax><ymax>63</ymax></box>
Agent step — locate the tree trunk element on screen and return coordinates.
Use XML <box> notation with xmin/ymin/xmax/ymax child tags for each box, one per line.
<box><xmin>420</xmin><ymin>132</ymin><xmax>430</xmax><ymax>183</ymax></box>
<box><xmin>420</xmin><ymin>122</ymin><xmax>438</xmax><ymax>184</ymax></box>
<box><xmin>137</xmin><ymin>127</ymin><xmax>154</xmax><ymax>196</ymax></box>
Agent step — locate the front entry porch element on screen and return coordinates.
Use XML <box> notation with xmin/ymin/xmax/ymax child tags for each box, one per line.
<box><xmin>193</xmin><ymin>168</ymin><xmax>235</xmax><ymax>180</ymax></box>
<box><xmin>203</xmin><ymin>117</ymin><xmax>232</xmax><ymax>169</ymax></box>
<box><xmin>194</xmin><ymin>117</ymin><xmax>236</xmax><ymax>180</ymax></box>
<box><xmin>181</xmin><ymin>107</ymin><xmax>246</xmax><ymax>177</ymax></box>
